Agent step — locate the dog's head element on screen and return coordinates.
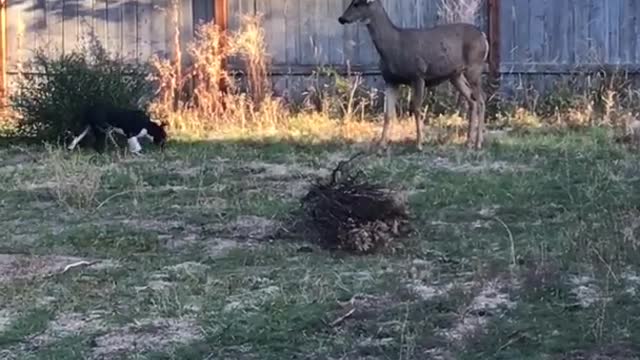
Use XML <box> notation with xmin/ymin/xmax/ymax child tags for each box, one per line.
<box><xmin>147</xmin><ymin>120</ymin><xmax>169</xmax><ymax>150</ymax></box>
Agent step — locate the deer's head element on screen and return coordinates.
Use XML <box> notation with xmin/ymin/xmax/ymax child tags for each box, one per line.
<box><xmin>338</xmin><ymin>0</ymin><xmax>378</xmax><ymax>25</ymax></box>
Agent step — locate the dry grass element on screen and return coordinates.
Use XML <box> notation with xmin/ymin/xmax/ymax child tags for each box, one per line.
<box><xmin>437</xmin><ymin>0</ymin><xmax>483</xmax><ymax>24</ymax></box>
<box><xmin>41</xmin><ymin>145</ymin><xmax>105</xmax><ymax>210</ymax></box>
<box><xmin>234</xmin><ymin>14</ymin><xmax>271</xmax><ymax>105</ymax></box>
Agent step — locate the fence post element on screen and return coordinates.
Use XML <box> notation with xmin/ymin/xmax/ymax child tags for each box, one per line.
<box><xmin>487</xmin><ymin>0</ymin><xmax>501</xmax><ymax>95</ymax></box>
<box><xmin>214</xmin><ymin>0</ymin><xmax>229</xmax><ymax>95</ymax></box>
<box><xmin>214</xmin><ymin>0</ymin><xmax>228</xmax><ymax>31</ymax></box>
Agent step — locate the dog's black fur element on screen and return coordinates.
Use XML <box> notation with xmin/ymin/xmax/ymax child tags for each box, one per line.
<box><xmin>68</xmin><ymin>104</ymin><xmax>168</xmax><ymax>153</ymax></box>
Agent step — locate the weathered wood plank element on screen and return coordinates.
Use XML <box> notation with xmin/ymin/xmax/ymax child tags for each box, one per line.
<box><xmin>30</xmin><ymin>0</ymin><xmax>47</xmax><ymax>55</ymax></box>
<box><xmin>298</xmin><ymin>0</ymin><xmax>315</xmax><ymax>65</ymax></box>
<box><xmin>78</xmin><ymin>0</ymin><xmax>94</xmax><ymax>47</ymax></box>
<box><xmin>500</xmin><ymin>0</ymin><xmax>514</xmax><ymax>62</ymax></box>
<box><xmin>150</xmin><ymin>0</ymin><xmax>167</xmax><ymax>58</ymax></box>
<box><xmin>63</xmin><ymin>0</ymin><xmax>81</xmax><ymax>53</ymax></box>
<box><xmin>284</xmin><ymin>0</ymin><xmax>299</xmax><ymax>65</ymax></box>
<box><xmin>179</xmin><ymin>0</ymin><xmax>194</xmax><ymax>62</ymax></box>
<box><xmin>46</xmin><ymin>0</ymin><xmax>65</xmax><ymax>58</ymax></box>
<box><xmin>635</xmin><ymin>0</ymin><xmax>640</xmax><ymax>63</ymax></box>
<box><xmin>573</xmin><ymin>0</ymin><xmax>588</xmax><ymax>62</ymax></box>
<box><xmin>528</xmin><ymin>0</ymin><xmax>545</xmax><ymax>62</ymax></box>
<box><xmin>608</xmin><ymin>0</ymin><xmax>620</xmax><ymax>64</ymax></box>
<box><xmin>552</xmin><ymin>0</ymin><xmax>569</xmax><ymax>63</ymax></box>
<box><xmin>565</xmin><ymin>0</ymin><xmax>576</xmax><ymax>64</ymax></box>
<box><xmin>588</xmin><ymin>1</ymin><xmax>606</xmax><ymax>62</ymax></box>
<box><xmin>165</xmin><ymin>0</ymin><xmax>178</xmax><ymax>62</ymax></box>
<box><xmin>121</xmin><ymin>0</ymin><xmax>137</xmax><ymax>60</ymax></box>
<box><xmin>136</xmin><ymin>0</ymin><xmax>152</xmax><ymax>60</ymax></box>
<box><xmin>93</xmin><ymin>0</ymin><xmax>109</xmax><ymax>51</ymax></box>
<box><xmin>193</xmin><ymin>0</ymin><xmax>214</xmax><ymax>27</ymax></box>
<box><xmin>515</xmin><ymin>0</ymin><xmax>529</xmax><ymax>62</ymax></box>
<box><xmin>257</xmin><ymin>0</ymin><xmax>286</xmax><ymax>64</ymax></box>
<box><xmin>620</xmin><ymin>0</ymin><xmax>636</xmax><ymax>63</ymax></box>
<box><xmin>228</xmin><ymin>0</ymin><xmax>254</xmax><ymax>31</ymax></box>
<box><xmin>106</xmin><ymin>0</ymin><xmax>124</xmax><ymax>56</ymax></box>
<box><xmin>340</xmin><ymin>0</ymin><xmax>358</xmax><ymax>66</ymax></box>
<box><xmin>5</xmin><ymin>1</ymin><xmax>26</xmax><ymax>70</ymax></box>
<box><xmin>326</xmin><ymin>0</ymin><xmax>344</xmax><ymax>65</ymax></box>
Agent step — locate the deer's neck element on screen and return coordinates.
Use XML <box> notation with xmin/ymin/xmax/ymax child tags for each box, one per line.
<box><xmin>366</xmin><ymin>6</ymin><xmax>400</xmax><ymax>62</ymax></box>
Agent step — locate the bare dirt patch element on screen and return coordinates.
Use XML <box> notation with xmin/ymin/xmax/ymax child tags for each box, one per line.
<box><xmin>423</xmin><ymin>348</ymin><xmax>456</xmax><ymax>360</ymax></box>
<box><xmin>324</xmin><ymin>151</ymin><xmax>354</xmax><ymax>167</ymax></box>
<box><xmin>568</xmin><ymin>275</ymin><xmax>609</xmax><ymax>308</ymax></box>
<box><xmin>408</xmin><ymin>282</ymin><xmax>457</xmax><ymax>301</ymax></box>
<box><xmin>119</xmin><ymin>218</ymin><xmax>189</xmax><ymax>233</ymax></box>
<box><xmin>224</xmin><ymin>215</ymin><xmax>282</xmax><ymax>240</ymax></box>
<box><xmin>134</xmin><ymin>279</ymin><xmax>175</xmax><ymax>293</ymax></box>
<box><xmin>99</xmin><ymin>218</ymin><xmax>204</xmax><ymax>250</ymax></box>
<box><xmin>247</xmin><ymin>178</ymin><xmax>310</xmax><ymax>199</ymax></box>
<box><xmin>340</xmin><ymin>294</ymin><xmax>397</xmax><ymax>319</ymax></box>
<box><xmin>558</xmin><ymin>343</ymin><xmax>640</xmax><ymax>360</ymax></box>
<box><xmin>440</xmin><ymin>279</ymin><xmax>516</xmax><ymax>343</ymax></box>
<box><xmin>204</xmin><ymin>238</ymin><xmax>241</xmax><ymax>257</ymax></box>
<box><xmin>160</xmin><ymin>159</ymin><xmax>226</xmax><ymax>179</ymax></box>
<box><xmin>622</xmin><ymin>271</ymin><xmax>640</xmax><ymax>295</ymax></box>
<box><xmin>427</xmin><ymin>157</ymin><xmax>533</xmax><ymax>173</ymax></box>
<box><xmin>165</xmin><ymin>261</ymin><xmax>209</xmax><ymax>276</ymax></box>
<box><xmin>30</xmin><ymin>311</ymin><xmax>110</xmax><ymax>347</ymax></box>
<box><xmin>91</xmin><ymin>317</ymin><xmax>204</xmax><ymax>359</ymax></box>
<box><xmin>224</xmin><ymin>284</ymin><xmax>280</xmax><ymax>312</ymax></box>
<box><xmin>0</xmin><ymin>309</ymin><xmax>15</xmax><ymax>333</ymax></box>
<box><xmin>405</xmin><ymin>260</ymin><xmax>472</xmax><ymax>301</ymax></box>
<box><xmin>0</xmin><ymin>254</ymin><xmax>118</xmax><ymax>283</ymax></box>
<box><xmin>242</xmin><ymin>161</ymin><xmax>330</xmax><ymax>180</ymax></box>
<box><xmin>621</xmin><ymin>211</ymin><xmax>640</xmax><ymax>250</ymax></box>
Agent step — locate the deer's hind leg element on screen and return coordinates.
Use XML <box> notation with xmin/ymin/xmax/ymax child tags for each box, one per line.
<box><xmin>464</xmin><ymin>66</ymin><xmax>486</xmax><ymax>150</ymax></box>
<box><xmin>410</xmin><ymin>79</ymin><xmax>425</xmax><ymax>151</ymax></box>
<box><xmin>450</xmin><ymin>74</ymin><xmax>478</xmax><ymax>149</ymax></box>
<box><xmin>379</xmin><ymin>84</ymin><xmax>399</xmax><ymax>151</ymax></box>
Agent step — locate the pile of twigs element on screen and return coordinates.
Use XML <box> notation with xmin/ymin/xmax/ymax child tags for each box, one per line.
<box><xmin>301</xmin><ymin>153</ymin><xmax>411</xmax><ymax>254</ymax></box>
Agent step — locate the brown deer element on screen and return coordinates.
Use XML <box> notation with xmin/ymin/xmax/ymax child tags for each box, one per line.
<box><xmin>339</xmin><ymin>0</ymin><xmax>489</xmax><ymax>150</ymax></box>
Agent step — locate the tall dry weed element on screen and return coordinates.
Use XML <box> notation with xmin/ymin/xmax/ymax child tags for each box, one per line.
<box><xmin>149</xmin><ymin>12</ymin><xmax>287</xmax><ymax>136</ymax></box>
<box><xmin>187</xmin><ymin>21</ymin><xmax>233</xmax><ymax>119</ymax></box>
<box><xmin>233</xmin><ymin>14</ymin><xmax>271</xmax><ymax>105</ymax></box>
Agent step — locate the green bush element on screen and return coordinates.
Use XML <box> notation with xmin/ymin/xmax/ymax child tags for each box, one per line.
<box><xmin>10</xmin><ymin>37</ymin><xmax>152</xmax><ymax>142</ymax></box>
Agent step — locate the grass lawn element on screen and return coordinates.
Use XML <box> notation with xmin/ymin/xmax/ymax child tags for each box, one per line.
<box><xmin>0</xmin><ymin>128</ymin><xmax>639</xmax><ymax>359</ymax></box>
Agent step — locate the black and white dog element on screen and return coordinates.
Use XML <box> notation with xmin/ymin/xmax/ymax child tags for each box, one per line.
<box><xmin>68</xmin><ymin>104</ymin><xmax>168</xmax><ymax>154</ymax></box>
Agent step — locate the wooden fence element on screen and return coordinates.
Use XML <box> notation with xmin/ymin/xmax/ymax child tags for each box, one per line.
<box><xmin>1</xmin><ymin>0</ymin><xmax>640</xmax><ymax>98</ymax></box>
<box><xmin>3</xmin><ymin>0</ymin><xmax>216</xmax><ymax>69</ymax></box>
